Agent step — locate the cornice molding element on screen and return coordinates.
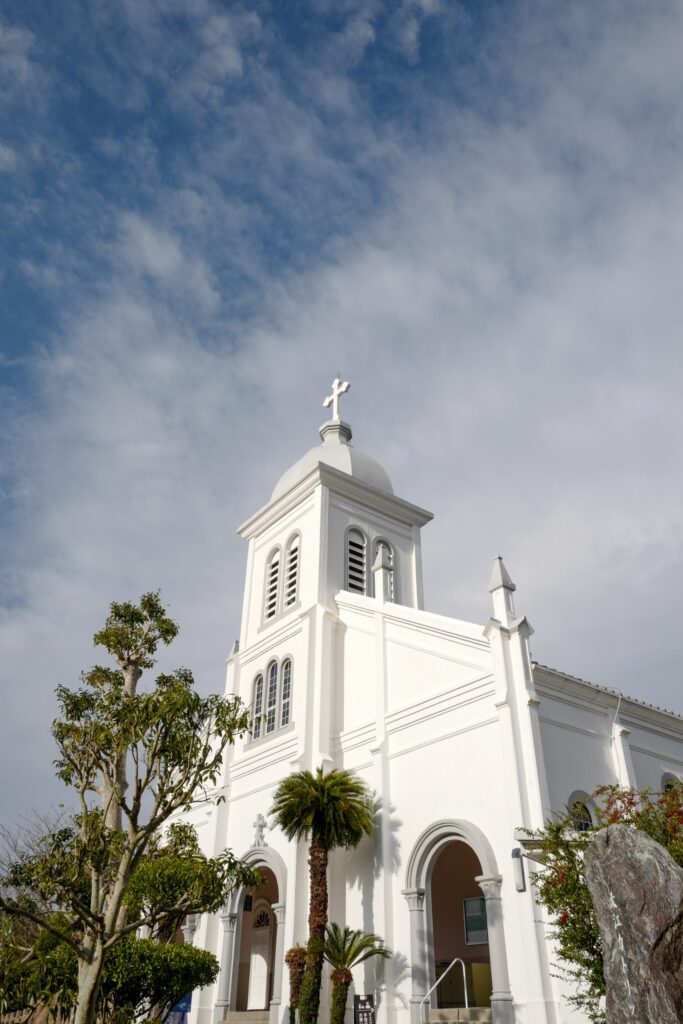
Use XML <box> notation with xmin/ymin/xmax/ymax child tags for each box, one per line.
<box><xmin>534</xmin><ymin>667</ymin><xmax>683</xmax><ymax>732</ymax></box>
<box><xmin>238</xmin><ymin>463</ymin><xmax>433</xmax><ymax>539</ymax></box>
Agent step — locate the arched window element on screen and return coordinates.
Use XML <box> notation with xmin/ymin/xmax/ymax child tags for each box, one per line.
<box><xmin>248</xmin><ymin>660</ymin><xmax>294</xmax><ymax>743</ymax></box>
<box><xmin>251</xmin><ymin>674</ymin><xmax>264</xmax><ymax>740</ymax></box>
<box><xmin>285</xmin><ymin>535</ymin><xmax>300</xmax><ymax>608</ymax></box>
<box><xmin>280</xmin><ymin>658</ymin><xmax>292</xmax><ymax>727</ymax></box>
<box><xmin>569</xmin><ymin>797</ymin><xmax>593</xmax><ymax>832</ymax></box>
<box><xmin>264</xmin><ymin>549</ymin><xmax>281</xmax><ymax>621</ymax></box>
<box><xmin>346</xmin><ymin>528</ymin><xmax>367</xmax><ymax>594</ymax></box>
<box><xmin>265</xmin><ymin>661</ymin><xmax>279</xmax><ymax>734</ymax></box>
<box><xmin>373</xmin><ymin>539</ymin><xmax>395</xmax><ymax>602</ymax></box>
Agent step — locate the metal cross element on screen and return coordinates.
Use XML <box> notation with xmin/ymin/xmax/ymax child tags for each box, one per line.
<box><xmin>253</xmin><ymin>813</ymin><xmax>268</xmax><ymax>847</ymax></box>
<box><xmin>323</xmin><ymin>376</ymin><xmax>350</xmax><ymax>420</ymax></box>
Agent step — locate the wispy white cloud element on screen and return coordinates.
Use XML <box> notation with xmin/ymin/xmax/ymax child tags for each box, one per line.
<box><xmin>2</xmin><ymin>0</ymin><xmax>683</xmax><ymax>823</ymax></box>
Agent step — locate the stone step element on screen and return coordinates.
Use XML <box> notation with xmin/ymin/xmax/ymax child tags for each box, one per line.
<box><xmin>428</xmin><ymin>1010</ymin><xmax>492</xmax><ymax>1023</ymax></box>
<box><xmin>223</xmin><ymin>1014</ymin><xmax>270</xmax><ymax>1024</ymax></box>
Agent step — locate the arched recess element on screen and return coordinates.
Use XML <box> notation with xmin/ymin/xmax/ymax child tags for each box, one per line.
<box><xmin>402</xmin><ymin>820</ymin><xmax>513</xmax><ymax>1024</ymax></box>
<box><xmin>214</xmin><ymin>846</ymin><xmax>287</xmax><ymax>1024</ymax></box>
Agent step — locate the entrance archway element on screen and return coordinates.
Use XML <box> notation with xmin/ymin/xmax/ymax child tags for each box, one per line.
<box><xmin>238</xmin><ymin>880</ymin><xmax>278</xmax><ymax>1010</ymax></box>
<box><xmin>402</xmin><ymin>820</ymin><xmax>513</xmax><ymax>1024</ymax></box>
<box><xmin>430</xmin><ymin>842</ymin><xmax>491</xmax><ymax>1009</ymax></box>
<box><xmin>214</xmin><ymin>847</ymin><xmax>287</xmax><ymax>1024</ymax></box>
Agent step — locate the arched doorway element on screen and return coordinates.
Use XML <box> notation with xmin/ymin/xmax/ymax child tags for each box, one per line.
<box><xmin>214</xmin><ymin>847</ymin><xmax>287</xmax><ymax>1024</ymax></box>
<box><xmin>236</xmin><ymin>868</ymin><xmax>279</xmax><ymax>1011</ymax></box>
<box><xmin>430</xmin><ymin>841</ymin><xmax>491</xmax><ymax>1008</ymax></box>
<box><xmin>402</xmin><ymin>820</ymin><xmax>513</xmax><ymax>1024</ymax></box>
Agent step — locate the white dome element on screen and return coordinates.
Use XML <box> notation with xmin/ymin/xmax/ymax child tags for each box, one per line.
<box><xmin>271</xmin><ymin>420</ymin><xmax>394</xmax><ymax>501</ymax></box>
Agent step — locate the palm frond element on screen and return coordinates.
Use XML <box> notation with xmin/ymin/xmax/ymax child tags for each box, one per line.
<box><xmin>322</xmin><ymin>923</ymin><xmax>391</xmax><ymax>971</ymax></box>
<box><xmin>270</xmin><ymin>767</ymin><xmax>373</xmax><ymax>850</ymax></box>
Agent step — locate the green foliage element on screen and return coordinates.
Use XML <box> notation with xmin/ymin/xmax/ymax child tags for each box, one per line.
<box><xmin>270</xmin><ymin>767</ymin><xmax>373</xmax><ymax>851</ymax></box>
<box><xmin>296</xmin><ymin>950</ymin><xmax>324</xmax><ymax>1024</ymax></box>
<box><xmin>0</xmin><ymin>912</ymin><xmax>76</xmax><ymax>1014</ymax></box>
<box><xmin>100</xmin><ymin>936</ymin><xmax>218</xmax><ymax>1022</ymax></box>
<box><xmin>318</xmin><ymin>925</ymin><xmax>390</xmax><ymax>1024</ymax></box>
<box><xmin>92</xmin><ymin>592</ymin><xmax>178</xmax><ymax>672</ymax></box>
<box><xmin>270</xmin><ymin>767</ymin><xmax>374</xmax><ymax>1024</ymax></box>
<box><xmin>0</xmin><ymin>592</ymin><xmax>252</xmax><ymax>1024</ymax></box>
<box><xmin>0</xmin><ymin>925</ymin><xmax>218</xmax><ymax>1023</ymax></box>
<box><xmin>531</xmin><ymin>782</ymin><xmax>683</xmax><ymax>1023</ymax></box>
<box><xmin>126</xmin><ymin>824</ymin><xmax>260</xmax><ymax>942</ymax></box>
<box><xmin>284</xmin><ymin>944</ymin><xmax>307</xmax><ymax>1009</ymax></box>
<box><xmin>319</xmin><ymin>923</ymin><xmax>391</xmax><ymax>973</ymax></box>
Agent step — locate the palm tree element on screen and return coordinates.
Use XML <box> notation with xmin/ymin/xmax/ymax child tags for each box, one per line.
<box><xmin>322</xmin><ymin>924</ymin><xmax>391</xmax><ymax>1024</ymax></box>
<box><xmin>270</xmin><ymin>767</ymin><xmax>374</xmax><ymax>1024</ymax></box>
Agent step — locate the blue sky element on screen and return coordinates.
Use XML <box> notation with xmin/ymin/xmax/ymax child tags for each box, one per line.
<box><xmin>2</xmin><ymin>0</ymin><xmax>683</xmax><ymax>823</ymax></box>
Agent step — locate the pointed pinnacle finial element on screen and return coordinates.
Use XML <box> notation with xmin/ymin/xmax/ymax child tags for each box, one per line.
<box><xmin>489</xmin><ymin>555</ymin><xmax>516</xmax><ymax>593</ymax></box>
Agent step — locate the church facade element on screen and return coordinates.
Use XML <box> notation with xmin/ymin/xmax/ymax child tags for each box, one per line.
<box><xmin>182</xmin><ymin>380</ymin><xmax>683</xmax><ymax>1024</ymax></box>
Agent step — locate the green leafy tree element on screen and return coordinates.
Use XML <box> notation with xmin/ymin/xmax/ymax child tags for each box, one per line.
<box><xmin>0</xmin><ymin>922</ymin><xmax>219</xmax><ymax>1023</ymax></box>
<box><xmin>0</xmin><ymin>593</ymin><xmax>257</xmax><ymax>1024</ymax></box>
<box><xmin>319</xmin><ymin>925</ymin><xmax>390</xmax><ymax>1024</ymax></box>
<box><xmin>531</xmin><ymin>782</ymin><xmax>683</xmax><ymax>1023</ymax></box>
<box><xmin>270</xmin><ymin>768</ymin><xmax>374</xmax><ymax>1024</ymax></box>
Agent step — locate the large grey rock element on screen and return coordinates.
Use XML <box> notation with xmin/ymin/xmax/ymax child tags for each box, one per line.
<box><xmin>584</xmin><ymin>824</ymin><xmax>683</xmax><ymax>1023</ymax></box>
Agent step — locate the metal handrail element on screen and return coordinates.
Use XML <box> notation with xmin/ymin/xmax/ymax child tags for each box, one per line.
<box><xmin>419</xmin><ymin>957</ymin><xmax>469</xmax><ymax>1023</ymax></box>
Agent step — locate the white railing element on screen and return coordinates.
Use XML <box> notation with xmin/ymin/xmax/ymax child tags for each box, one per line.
<box><xmin>419</xmin><ymin>957</ymin><xmax>469</xmax><ymax>1023</ymax></box>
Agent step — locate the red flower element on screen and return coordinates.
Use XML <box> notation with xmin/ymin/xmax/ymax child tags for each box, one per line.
<box><xmin>560</xmin><ymin>911</ymin><xmax>569</xmax><ymax>926</ymax></box>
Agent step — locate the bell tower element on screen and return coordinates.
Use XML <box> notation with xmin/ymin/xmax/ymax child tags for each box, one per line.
<box><xmin>226</xmin><ymin>378</ymin><xmax>432</xmax><ymax>769</ymax></box>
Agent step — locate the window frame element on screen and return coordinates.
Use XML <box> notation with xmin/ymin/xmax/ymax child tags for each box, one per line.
<box><xmin>463</xmin><ymin>896</ymin><xmax>489</xmax><ymax>945</ymax></box>
<box><xmin>567</xmin><ymin>791</ymin><xmax>594</xmax><ymax>832</ymax></box>
<box><xmin>280</xmin><ymin>657</ymin><xmax>292</xmax><ymax>728</ymax></box>
<box><xmin>250</xmin><ymin>673</ymin><xmax>264</xmax><ymax>740</ymax></box>
<box><xmin>371</xmin><ymin>537</ymin><xmax>397</xmax><ymax>602</ymax></box>
<box><xmin>246</xmin><ymin>657</ymin><xmax>295</xmax><ymax>746</ymax></box>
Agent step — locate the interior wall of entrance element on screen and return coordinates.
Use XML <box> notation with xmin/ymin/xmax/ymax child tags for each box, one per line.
<box><xmin>430</xmin><ymin>841</ymin><xmax>491</xmax><ymax>1008</ymax></box>
<box><xmin>403</xmin><ymin>819</ymin><xmax>514</xmax><ymax>1024</ymax></box>
<box><xmin>235</xmin><ymin>867</ymin><xmax>279</xmax><ymax>1011</ymax></box>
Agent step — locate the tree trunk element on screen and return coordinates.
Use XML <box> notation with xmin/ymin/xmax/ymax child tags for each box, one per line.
<box><xmin>299</xmin><ymin>836</ymin><xmax>329</xmax><ymax>1024</ymax></box>
<box><xmin>308</xmin><ymin>835</ymin><xmax>328</xmax><ymax>940</ymax></box>
<box><xmin>330</xmin><ymin>976</ymin><xmax>352</xmax><ymax>1024</ymax></box>
<box><xmin>104</xmin><ymin>663</ymin><xmax>142</xmax><ymax>831</ymax></box>
<box><xmin>74</xmin><ymin>946</ymin><xmax>105</xmax><ymax>1024</ymax></box>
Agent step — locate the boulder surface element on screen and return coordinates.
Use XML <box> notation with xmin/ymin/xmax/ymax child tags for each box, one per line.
<box><xmin>584</xmin><ymin>824</ymin><xmax>683</xmax><ymax>1023</ymax></box>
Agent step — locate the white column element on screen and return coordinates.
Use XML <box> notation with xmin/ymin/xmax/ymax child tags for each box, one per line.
<box><xmin>269</xmin><ymin>902</ymin><xmax>286</xmax><ymax>1024</ymax></box>
<box><xmin>214</xmin><ymin>911</ymin><xmax>238</xmax><ymax>1023</ymax></box>
<box><xmin>373</xmin><ymin>548</ymin><xmax>392</xmax><ymax>604</ymax></box>
<box><xmin>475</xmin><ymin>876</ymin><xmax>514</xmax><ymax>1024</ymax></box>
<box><xmin>611</xmin><ymin>722</ymin><xmax>637</xmax><ymax>787</ymax></box>
<box><xmin>181</xmin><ymin>912</ymin><xmax>199</xmax><ymax>944</ymax></box>
<box><xmin>401</xmin><ymin>888</ymin><xmax>427</xmax><ymax>1024</ymax></box>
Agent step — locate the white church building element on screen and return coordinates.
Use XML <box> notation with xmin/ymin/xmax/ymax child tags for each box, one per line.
<box><xmin>183</xmin><ymin>379</ymin><xmax>683</xmax><ymax>1024</ymax></box>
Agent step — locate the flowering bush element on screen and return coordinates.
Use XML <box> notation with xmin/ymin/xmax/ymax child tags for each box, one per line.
<box><xmin>529</xmin><ymin>782</ymin><xmax>683</xmax><ymax>1023</ymax></box>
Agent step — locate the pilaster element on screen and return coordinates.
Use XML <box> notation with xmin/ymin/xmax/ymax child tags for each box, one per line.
<box><xmin>213</xmin><ymin>911</ymin><xmax>238</xmax><ymax>1021</ymax></box>
<box><xmin>475</xmin><ymin>875</ymin><xmax>513</xmax><ymax>1022</ymax></box>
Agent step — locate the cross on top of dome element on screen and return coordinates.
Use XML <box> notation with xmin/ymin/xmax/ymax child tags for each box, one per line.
<box><xmin>322</xmin><ymin>375</ymin><xmax>350</xmax><ymax>421</ymax></box>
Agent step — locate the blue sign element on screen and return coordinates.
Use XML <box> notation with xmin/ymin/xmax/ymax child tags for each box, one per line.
<box><xmin>173</xmin><ymin>993</ymin><xmax>192</xmax><ymax>1014</ymax></box>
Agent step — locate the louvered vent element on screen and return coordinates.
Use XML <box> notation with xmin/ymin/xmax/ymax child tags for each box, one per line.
<box><xmin>265</xmin><ymin>553</ymin><xmax>280</xmax><ymax>619</ymax></box>
<box><xmin>347</xmin><ymin>530</ymin><xmax>366</xmax><ymax>593</ymax></box>
<box><xmin>285</xmin><ymin>539</ymin><xmax>299</xmax><ymax>607</ymax></box>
